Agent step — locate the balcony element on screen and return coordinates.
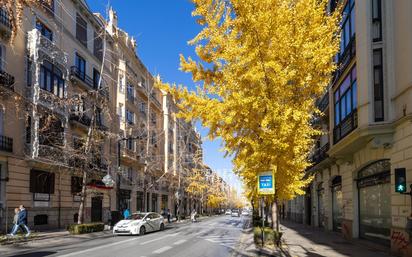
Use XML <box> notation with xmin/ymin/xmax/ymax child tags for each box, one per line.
<box><xmin>311</xmin><ymin>142</ymin><xmax>330</xmax><ymax>165</ymax></box>
<box><xmin>332</xmin><ymin>37</ymin><xmax>356</xmax><ymax>84</ymax></box>
<box><xmin>70</xmin><ymin>66</ymin><xmax>96</xmax><ymax>90</ymax></box>
<box><xmin>38</xmin><ymin>144</ymin><xmax>66</xmax><ymax>164</ymax></box>
<box><xmin>0</xmin><ymin>8</ymin><xmax>12</xmax><ymax>37</ymax></box>
<box><xmin>316</xmin><ymin>91</ymin><xmax>329</xmax><ymax>113</ymax></box>
<box><xmin>0</xmin><ymin>69</ymin><xmax>15</xmax><ymax>91</ymax></box>
<box><xmin>27</xmin><ymin>29</ymin><xmax>67</xmax><ymax>66</ymax></box>
<box><xmin>0</xmin><ymin>135</ymin><xmax>13</xmax><ymax>152</ymax></box>
<box><xmin>69</xmin><ymin>113</ymin><xmax>92</xmax><ymax>127</ymax></box>
<box><xmin>333</xmin><ymin>109</ymin><xmax>358</xmax><ymax>144</ymax></box>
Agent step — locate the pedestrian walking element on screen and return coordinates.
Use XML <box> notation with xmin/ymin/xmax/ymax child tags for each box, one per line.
<box><xmin>191</xmin><ymin>209</ymin><xmax>197</xmax><ymax>223</ymax></box>
<box><xmin>19</xmin><ymin>205</ymin><xmax>30</xmax><ymax>237</ymax></box>
<box><xmin>7</xmin><ymin>208</ymin><xmax>20</xmax><ymax>236</ymax></box>
<box><xmin>167</xmin><ymin>209</ymin><xmax>171</xmax><ymax>223</ymax></box>
<box><xmin>123</xmin><ymin>208</ymin><xmax>130</xmax><ymax>219</ymax></box>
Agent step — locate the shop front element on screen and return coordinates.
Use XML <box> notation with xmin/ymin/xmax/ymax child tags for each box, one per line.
<box><xmin>357</xmin><ymin>160</ymin><xmax>391</xmax><ymax>245</ymax></box>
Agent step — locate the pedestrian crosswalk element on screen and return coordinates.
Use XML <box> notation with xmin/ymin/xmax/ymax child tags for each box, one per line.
<box><xmin>198</xmin><ymin>234</ymin><xmax>240</xmax><ymax>250</ymax></box>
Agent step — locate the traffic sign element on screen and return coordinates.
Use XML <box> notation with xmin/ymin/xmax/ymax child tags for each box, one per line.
<box><xmin>257</xmin><ymin>171</ymin><xmax>275</xmax><ymax>195</ymax></box>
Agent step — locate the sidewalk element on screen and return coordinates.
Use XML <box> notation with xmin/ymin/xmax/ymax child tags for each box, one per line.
<box><xmin>232</xmin><ymin>220</ymin><xmax>393</xmax><ymax>257</ymax></box>
<box><xmin>279</xmin><ymin>221</ymin><xmax>392</xmax><ymax>257</ymax></box>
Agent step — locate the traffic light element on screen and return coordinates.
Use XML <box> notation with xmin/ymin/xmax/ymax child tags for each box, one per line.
<box><xmin>395</xmin><ymin>168</ymin><xmax>407</xmax><ymax>193</ymax></box>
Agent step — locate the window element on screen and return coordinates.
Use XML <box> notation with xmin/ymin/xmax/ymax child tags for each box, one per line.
<box><xmin>373</xmin><ymin>49</ymin><xmax>384</xmax><ymax>122</ymax></box>
<box><xmin>126</xmin><ymin>138</ymin><xmax>134</xmax><ymax>150</ymax></box>
<box><xmin>38</xmin><ymin>116</ymin><xmax>64</xmax><ymax>146</ymax></box>
<box><xmin>151</xmin><ymin>113</ymin><xmax>156</xmax><ymax>124</ymax></box>
<box><xmin>40</xmin><ymin>60</ymin><xmax>65</xmax><ymax>98</ymax></box>
<box><xmin>140</xmin><ymin>102</ymin><xmax>146</xmax><ymax>114</ymax></box>
<box><xmin>141</xmin><ymin>77</ymin><xmax>146</xmax><ymax>89</ymax></box>
<box><xmin>339</xmin><ymin>0</ymin><xmax>355</xmax><ymax>57</ymax></box>
<box><xmin>93</xmin><ymin>68</ymin><xmax>100</xmax><ymax>89</ymax></box>
<box><xmin>75</xmin><ymin>54</ymin><xmax>86</xmax><ymax>80</ymax></box>
<box><xmin>30</xmin><ymin>169</ymin><xmax>55</xmax><ymax>194</ymax></box>
<box><xmin>27</xmin><ymin>58</ymin><xmax>32</xmax><ymax>87</ymax></box>
<box><xmin>36</xmin><ymin>19</ymin><xmax>53</xmax><ymax>41</ymax></box>
<box><xmin>126</xmin><ymin>109</ymin><xmax>134</xmax><ymax>124</ymax></box>
<box><xmin>372</xmin><ymin>0</ymin><xmax>382</xmax><ymax>42</ymax></box>
<box><xmin>151</xmin><ymin>132</ymin><xmax>156</xmax><ymax>145</ymax></box>
<box><xmin>96</xmin><ymin>108</ymin><xmax>103</xmax><ymax>126</ymax></box>
<box><xmin>25</xmin><ymin>116</ymin><xmax>31</xmax><ymax>143</ymax></box>
<box><xmin>76</xmin><ymin>13</ymin><xmax>87</xmax><ymax>47</ymax></box>
<box><xmin>127</xmin><ymin>84</ymin><xmax>134</xmax><ymax>101</ymax></box>
<box><xmin>93</xmin><ymin>32</ymin><xmax>103</xmax><ymax>61</ymax></box>
<box><xmin>40</xmin><ymin>0</ymin><xmax>54</xmax><ymax>14</ymax></box>
<box><xmin>71</xmin><ymin>176</ymin><xmax>82</xmax><ymax>194</ymax></box>
<box><xmin>334</xmin><ymin>65</ymin><xmax>357</xmax><ymax>125</ymax></box>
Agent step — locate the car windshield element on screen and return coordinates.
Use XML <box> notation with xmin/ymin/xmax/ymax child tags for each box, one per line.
<box><xmin>127</xmin><ymin>213</ymin><xmax>147</xmax><ymax>220</ymax></box>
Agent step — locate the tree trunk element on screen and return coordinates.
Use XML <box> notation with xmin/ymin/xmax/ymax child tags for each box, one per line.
<box><xmin>77</xmin><ymin>169</ymin><xmax>88</xmax><ymax>224</ymax></box>
<box><xmin>272</xmin><ymin>199</ymin><xmax>279</xmax><ymax>232</ymax></box>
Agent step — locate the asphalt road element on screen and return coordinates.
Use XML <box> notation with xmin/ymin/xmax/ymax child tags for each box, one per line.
<box><xmin>2</xmin><ymin>215</ymin><xmax>252</xmax><ymax>257</ymax></box>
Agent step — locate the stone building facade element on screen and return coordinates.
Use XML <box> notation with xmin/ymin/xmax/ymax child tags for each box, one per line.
<box><xmin>0</xmin><ymin>0</ymin><xmax>205</xmax><ymax>233</ymax></box>
<box><xmin>286</xmin><ymin>1</ymin><xmax>412</xmax><ymax>256</ymax></box>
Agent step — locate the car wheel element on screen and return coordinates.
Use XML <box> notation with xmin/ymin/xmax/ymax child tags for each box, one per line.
<box><xmin>160</xmin><ymin>223</ymin><xmax>165</xmax><ymax>231</ymax></box>
<box><xmin>140</xmin><ymin>226</ymin><xmax>146</xmax><ymax>236</ymax></box>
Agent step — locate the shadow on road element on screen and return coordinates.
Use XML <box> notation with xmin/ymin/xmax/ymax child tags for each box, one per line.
<box><xmin>8</xmin><ymin>251</ymin><xmax>57</xmax><ymax>257</ymax></box>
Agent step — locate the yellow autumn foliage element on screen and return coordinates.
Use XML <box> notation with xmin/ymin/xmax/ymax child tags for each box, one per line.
<box><xmin>157</xmin><ymin>0</ymin><xmax>340</xmax><ymax>201</ymax></box>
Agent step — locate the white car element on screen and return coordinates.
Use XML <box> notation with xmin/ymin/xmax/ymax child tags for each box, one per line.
<box><xmin>225</xmin><ymin>209</ymin><xmax>232</xmax><ymax>215</ymax></box>
<box><xmin>113</xmin><ymin>212</ymin><xmax>165</xmax><ymax>236</ymax></box>
<box><xmin>231</xmin><ymin>210</ymin><xmax>240</xmax><ymax>217</ymax></box>
<box><xmin>241</xmin><ymin>210</ymin><xmax>249</xmax><ymax>216</ymax></box>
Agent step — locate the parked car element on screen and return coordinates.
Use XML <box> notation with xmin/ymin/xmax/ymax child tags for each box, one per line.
<box><xmin>231</xmin><ymin>209</ymin><xmax>240</xmax><ymax>217</ymax></box>
<box><xmin>225</xmin><ymin>209</ymin><xmax>232</xmax><ymax>215</ymax></box>
<box><xmin>113</xmin><ymin>212</ymin><xmax>165</xmax><ymax>236</ymax></box>
<box><xmin>241</xmin><ymin>210</ymin><xmax>250</xmax><ymax>216</ymax></box>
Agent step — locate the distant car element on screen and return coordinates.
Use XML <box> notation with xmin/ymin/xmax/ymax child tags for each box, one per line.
<box><xmin>113</xmin><ymin>212</ymin><xmax>165</xmax><ymax>236</ymax></box>
<box><xmin>241</xmin><ymin>210</ymin><xmax>249</xmax><ymax>216</ymax></box>
<box><xmin>231</xmin><ymin>210</ymin><xmax>240</xmax><ymax>217</ymax></box>
<box><xmin>225</xmin><ymin>209</ymin><xmax>232</xmax><ymax>215</ymax></box>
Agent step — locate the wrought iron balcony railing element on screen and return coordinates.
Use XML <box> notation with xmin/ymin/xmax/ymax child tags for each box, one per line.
<box><xmin>0</xmin><ymin>135</ymin><xmax>13</xmax><ymax>152</ymax></box>
<box><xmin>316</xmin><ymin>91</ymin><xmax>329</xmax><ymax>113</ymax></box>
<box><xmin>333</xmin><ymin>109</ymin><xmax>358</xmax><ymax>144</ymax></box>
<box><xmin>332</xmin><ymin>36</ymin><xmax>356</xmax><ymax>84</ymax></box>
<box><xmin>0</xmin><ymin>8</ymin><xmax>12</xmax><ymax>33</ymax></box>
<box><xmin>311</xmin><ymin>142</ymin><xmax>330</xmax><ymax>165</ymax></box>
<box><xmin>0</xmin><ymin>69</ymin><xmax>15</xmax><ymax>90</ymax></box>
<box><xmin>70</xmin><ymin>66</ymin><xmax>96</xmax><ymax>90</ymax></box>
<box><xmin>69</xmin><ymin>113</ymin><xmax>92</xmax><ymax>127</ymax></box>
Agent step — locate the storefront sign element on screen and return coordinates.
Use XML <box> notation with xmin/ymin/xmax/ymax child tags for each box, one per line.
<box><xmin>33</xmin><ymin>193</ymin><xmax>50</xmax><ymax>202</ymax></box>
<box><xmin>257</xmin><ymin>171</ymin><xmax>275</xmax><ymax>195</ymax></box>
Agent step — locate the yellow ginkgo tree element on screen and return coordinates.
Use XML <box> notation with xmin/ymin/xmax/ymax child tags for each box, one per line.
<box><xmin>157</xmin><ymin>0</ymin><xmax>340</xmax><ymax>231</ymax></box>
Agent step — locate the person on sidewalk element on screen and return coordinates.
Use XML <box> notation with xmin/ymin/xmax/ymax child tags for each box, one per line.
<box><xmin>18</xmin><ymin>205</ymin><xmax>30</xmax><ymax>237</ymax></box>
<box><xmin>167</xmin><ymin>209</ymin><xmax>171</xmax><ymax>223</ymax></box>
<box><xmin>8</xmin><ymin>208</ymin><xmax>20</xmax><ymax>236</ymax></box>
<box><xmin>191</xmin><ymin>209</ymin><xmax>197</xmax><ymax>223</ymax></box>
<box><xmin>123</xmin><ymin>208</ymin><xmax>130</xmax><ymax>219</ymax></box>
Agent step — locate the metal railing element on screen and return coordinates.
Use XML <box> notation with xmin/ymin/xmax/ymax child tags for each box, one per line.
<box><xmin>0</xmin><ymin>69</ymin><xmax>15</xmax><ymax>90</ymax></box>
<box><xmin>316</xmin><ymin>91</ymin><xmax>329</xmax><ymax>112</ymax></box>
<box><xmin>332</xmin><ymin>37</ymin><xmax>356</xmax><ymax>84</ymax></box>
<box><xmin>70</xmin><ymin>66</ymin><xmax>96</xmax><ymax>89</ymax></box>
<box><xmin>69</xmin><ymin>113</ymin><xmax>92</xmax><ymax>127</ymax></box>
<box><xmin>0</xmin><ymin>9</ymin><xmax>11</xmax><ymax>30</ymax></box>
<box><xmin>333</xmin><ymin>109</ymin><xmax>358</xmax><ymax>144</ymax></box>
<box><xmin>311</xmin><ymin>142</ymin><xmax>330</xmax><ymax>165</ymax></box>
<box><xmin>0</xmin><ymin>135</ymin><xmax>12</xmax><ymax>152</ymax></box>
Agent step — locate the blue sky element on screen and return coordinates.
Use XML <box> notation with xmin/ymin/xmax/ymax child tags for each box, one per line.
<box><xmin>86</xmin><ymin>0</ymin><xmax>241</xmax><ymax>191</ymax></box>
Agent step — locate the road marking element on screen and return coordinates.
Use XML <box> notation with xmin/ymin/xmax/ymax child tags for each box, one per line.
<box><xmin>140</xmin><ymin>232</ymin><xmax>179</xmax><ymax>245</ymax></box>
<box><xmin>152</xmin><ymin>246</ymin><xmax>172</xmax><ymax>254</ymax></box>
<box><xmin>173</xmin><ymin>239</ymin><xmax>187</xmax><ymax>245</ymax></box>
<box><xmin>58</xmin><ymin>237</ymin><xmax>139</xmax><ymax>257</ymax></box>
